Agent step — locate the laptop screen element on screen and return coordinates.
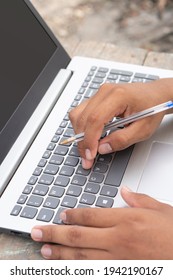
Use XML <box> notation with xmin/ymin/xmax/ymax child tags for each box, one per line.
<box><xmin>0</xmin><ymin>0</ymin><xmax>56</xmax><ymax>133</ymax></box>
<box><xmin>0</xmin><ymin>0</ymin><xmax>70</xmax><ymax>164</ymax></box>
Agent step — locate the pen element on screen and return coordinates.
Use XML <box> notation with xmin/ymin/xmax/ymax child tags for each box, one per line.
<box><xmin>60</xmin><ymin>100</ymin><xmax>173</xmax><ymax>145</ymax></box>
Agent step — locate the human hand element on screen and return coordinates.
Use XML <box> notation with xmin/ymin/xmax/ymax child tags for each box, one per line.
<box><xmin>69</xmin><ymin>79</ymin><xmax>173</xmax><ymax>169</ymax></box>
<box><xmin>31</xmin><ymin>187</ymin><xmax>173</xmax><ymax>260</ymax></box>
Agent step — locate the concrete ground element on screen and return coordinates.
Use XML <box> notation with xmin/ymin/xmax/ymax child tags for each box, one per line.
<box><xmin>32</xmin><ymin>0</ymin><xmax>173</xmax><ymax>53</ymax></box>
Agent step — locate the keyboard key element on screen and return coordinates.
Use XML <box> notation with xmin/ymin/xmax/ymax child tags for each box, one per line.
<box><xmin>65</xmin><ymin>156</ymin><xmax>79</xmax><ymax>167</ymax></box>
<box><xmin>77</xmin><ymin>204</ymin><xmax>90</xmax><ymax>208</ymax></box>
<box><xmin>63</xmin><ymin>128</ymin><xmax>75</xmax><ymax>138</ymax></box>
<box><xmin>119</xmin><ymin>76</ymin><xmax>131</xmax><ymax>82</ymax></box>
<box><xmin>66</xmin><ymin>185</ymin><xmax>82</xmax><ymax>197</ymax></box>
<box><xmin>27</xmin><ymin>176</ymin><xmax>37</xmax><ymax>185</ymax></box>
<box><xmin>54</xmin><ymin>146</ymin><xmax>68</xmax><ymax>156</ymax></box>
<box><xmin>76</xmin><ymin>165</ymin><xmax>91</xmax><ymax>176</ymax></box>
<box><xmin>47</xmin><ymin>142</ymin><xmax>56</xmax><ymax>151</ymax></box>
<box><xmin>26</xmin><ymin>195</ymin><xmax>43</xmax><ymax>207</ymax></box>
<box><xmin>107</xmin><ymin>74</ymin><xmax>118</xmax><ymax>80</ymax></box>
<box><xmin>32</xmin><ymin>185</ymin><xmax>49</xmax><ymax>196</ymax></box>
<box><xmin>59</xmin><ymin>138</ymin><xmax>72</xmax><ymax>146</ymax></box>
<box><xmin>78</xmin><ymin>87</ymin><xmax>85</xmax><ymax>94</ymax></box>
<box><xmin>93</xmin><ymin>163</ymin><xmax>108</xmax><ymax>173</ymax></box>
<box><xmin>71</xmin><ymin>175</ymin><xmax>87</xmax><ymax>186</ymax></box>
<box><xmin>79</xmin><ymin>193</ymin><xmax>96</xmax><ymax>205</ymax></box>
<box><xmin>97</xmin><ymin>154</ymin><xmax>113</xmax><ymax>163</ymax></box>
<box><xmin>17</xmin><ymin>195</ymin><xmax>28</xmax><ymax>204</ymax></box>
<box><xmin>33</xmin><ymin>167</ymin><xmax>42</xmax><ymax>176</ymax></box>
<box><xmin>36</xmin><ymin>208</ymin><xmax>54</xmax><ymax>222</ymax></box>
<box><xmin>132</xmin><ymin>77</ymin><xmax>144</xmax><ymax>83</ymax></box>
<box><xmin>110</xmin><ymin>69</ymin><xmax>133</xmax><ymax>76</ymax></box>
<box><xmin>89</xmin><ymin>83</ymin><xmax>100</xmax><ymax>89</ymax></box>
<box><xmin>10</xmin><ymin>205</ymin><xmax>22</xmax><ymax>216</ymax></box>
<box><xmin>69</xmin><ymin>146</ymin><xmax>80</xmax><ymax>157</ymax></box>
<box><xmin>49</xmin><ymin>155</ymin><xmax>64</xmax><ymax>165</ymax></box>
<box><xmin>98</xmin><ymin>67</ymin><xmax>109</xmax><ymax>73</ymax></box>
<box><xmin>44</xmin><ymin>164</ymin><xmax>59</xmax><ymax>175</ymax></box>
<box><xmin>38</xmin><ymin>174</ymin><xmax>54</xmax><ymax>185</ymax></box>
<box><xmin>22</xmin><ymin>185</ymin><xmax>33</xmax><ymax>194</ymax></box>
<box><xmin>71</xmin><ymin>100</ymin><xmax>79</xmax><ymax>107</ymax></box>
<box><xmin>61</xmin><ymin>196</ymin><xmax>77</xmax><ymax>208</ymax></box>
<box><xmin>43</xmin><ymin>197</ymin><xmax>60</xmax><ymax>209</ymax></box>
<box><xmin>49</xmin><ymin>186</ymin><xmax>65</xmax><ymax>198</ymax></box>
<box><xmin>89</xmin><ymin>172</ymin><xmax>104</xmax><ymax>183</ymax></box>
<box><xmin>95</xmin><ymin>72</ymin><xmax>106</xmax><ymax>78</ymax></box>
<box><xmin>96</xmin><ymin>196</ymin><xmax>114</xmax><ymax>208</ymax></box>
<box><xmin>74</xmin><ymin>94</ymin><xmax>82</xmax><ymax>101</ymax></box>
<box><xmin>51</xmin><ymin>135</ymin><xmax>60</xmax><ymax>143</ymax></box>
<box><xmin>60</xmin><ymin>120</ymin><xmax>68</xmax><ymax>128</ymax></box>
<box><xmin>20</xmin><ymin>206</ymin><xmax>38</xmax><ymax>219</ymax></box>
<box><xmin>54</xmin><ymin>175</ymin><xmax>70</xmax><ymax>187</ymax></box>
<box><xmin>53</xmin><ymin>207</ymin><xmax>67</xmax><ymax>224</ymax></box>
<box><xmin>59</xmin><ymin>166</ymin><xmax>75</xmax><ymax>177</ymax></box>
<box><xmin>92</xmin><ymin>77</ymin><xmax>104</xmax><ymax>84</ymax></box>
<box><xmin>38</xmin><ymin>158</ymin><xmax>47</xmax><ymax>167</ymax></box>
<box><xmin>104</xmin><ymin>145</ymin><xmax>134</xmax><ymax>187</ymax></box>
<box><xmin>55</xmin><ymin>127</ymin><xmax>64</xmax><ymax>135</ymax></box>
<box><xmin>84</xmin><ymin>182</ymin><xmax>100</xmax><ymax>194</ymax></box>
<box><xmin>100</xmin><ymin>185</ymin><xmax>118</xmax><ymax>197</ymax></box>
<box><xmin>84</xmin><ymin>88</ymin><xmax>97</xmax><ymax>98</ymax></box>
<box><xmin>146</xmin><ymin>74</ymin><xmax>159</xmax><ymax>80</ymax></box>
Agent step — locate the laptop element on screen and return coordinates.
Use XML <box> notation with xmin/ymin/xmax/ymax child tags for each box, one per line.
<box><xmin>1</xmin><ymin>0</ymin><xmax>173</xmax><ymax>237</ymax></box>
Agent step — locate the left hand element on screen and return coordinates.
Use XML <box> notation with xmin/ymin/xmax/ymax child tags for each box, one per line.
<box><xmin>31</xmin><ymin>187</ymin><xmax>173</xmax><ymax>260</ymax></box>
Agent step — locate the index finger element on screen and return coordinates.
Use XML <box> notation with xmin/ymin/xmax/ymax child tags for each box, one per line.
<box><xmin>73</xmin><ymin>84</ymin><xmax>128</xmax><ymax>160</ymax></box>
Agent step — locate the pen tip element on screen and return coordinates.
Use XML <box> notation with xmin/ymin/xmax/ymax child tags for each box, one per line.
<box><xmin>60</xmin><ymin>137</ymin><xmax>75</xmax><ymax>145</ymax></box>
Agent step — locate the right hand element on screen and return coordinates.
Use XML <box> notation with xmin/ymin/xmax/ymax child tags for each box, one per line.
<box><xmin>69</xmin><ymin>78</ymin><xmax>173</xmax><ymax>169</ymax></box>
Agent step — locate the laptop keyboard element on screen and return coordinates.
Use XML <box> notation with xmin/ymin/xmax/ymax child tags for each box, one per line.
<box><xmin>10</xmin><ymin>66</ymin><xmax>159</xmax><ymax>223</ymax></box>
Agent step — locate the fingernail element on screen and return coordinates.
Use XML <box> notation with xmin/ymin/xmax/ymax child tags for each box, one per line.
<box><xmin>82</xmin><ymin>158</ymin><xmax>88</xmax><ymax>169</ymax></box>
<box><xmin>41</xmin><ymin>245</ymin><xmax>52</xmax><ymax>259</ymax></box>
<box><xmin>60</xmin><ymin>211</ymin><xmax>67</xmax><ymax>222</ymax></box>
<box><xmin>85</xmin><ymin>148</ymin><xmax>93</xmax><ymax>160</ymax></box>
<box><xmin>98</xmin><ymin>143</ymin><xmax>112</xmax><ymax>154</ymax></box>
<box><xmin>122</xmin><ymin>186</ymin><xmax>133</xmax><ymax>192</ymax></box>
<box><xmin>82</xmin><ymin>158</ymin><xmax>93</xmax><ymax>169</ymax></box>
<box><xmin>31</xmin><ymin>228</ymin><xmax>43</xmax><ymax>240</ymax></box>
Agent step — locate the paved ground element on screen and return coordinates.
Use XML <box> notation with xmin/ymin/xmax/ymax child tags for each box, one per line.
<box><xmin>32</xmin><ymin>0</ymin><xmax>173</xmax><ymax>53</ymax></box>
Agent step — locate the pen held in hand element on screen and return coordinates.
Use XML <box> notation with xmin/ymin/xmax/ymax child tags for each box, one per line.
<box><xmin>60</xmin><ymin>100</ymin><xmax>173</xmax><ymax>145</ymax></box>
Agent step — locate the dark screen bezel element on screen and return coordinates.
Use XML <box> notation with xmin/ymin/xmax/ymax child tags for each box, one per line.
<box><xmin>0</xmin><ymin>0</ymin><xmax>71</xmax><ymax>164</ymax></box>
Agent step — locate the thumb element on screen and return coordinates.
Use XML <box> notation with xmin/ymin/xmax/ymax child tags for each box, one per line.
<box><xmin>121</xmin><ymin>186</ymin><xmax>162</xmax><ymax>210</ymax></box>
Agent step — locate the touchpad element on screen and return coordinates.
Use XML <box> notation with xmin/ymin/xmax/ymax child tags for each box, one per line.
<box><xmin>137</xmin><ymin>141</ymin><xmax>173</xmax><ymax>204</ymax></box>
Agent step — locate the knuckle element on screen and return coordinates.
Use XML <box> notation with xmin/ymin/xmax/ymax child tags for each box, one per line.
<box><xmin>74</xmin><ymin>248</ymin><xmax>88</xmax><ymax>260</ymax></box>
<box><xmin>87</xmin><ymin>112</ymin><xmax>100</xmax><ymax>125</ymax></box>
<box><xmin>112</xmin><ymin>133</ymin><xmax>130</xmax><ymax>150</ymax></box>
<box><xmin>67</xmin><ymin>226</ymin><xmax>82</xmax><ymax>245</ymax></box>
<box><xmin>81</xmin><ymin>208</ymin><xmax>96</xmax><ymax>223</ymax></box>
<box><xmin>99</xmin><ymin>83</ymin><xmax>114</xmax><ymax>92</ymax></box>
<box><xmin>69</xmin><ymin>108</ymin><xmax>77</xmax><ymax>123</ymax></box>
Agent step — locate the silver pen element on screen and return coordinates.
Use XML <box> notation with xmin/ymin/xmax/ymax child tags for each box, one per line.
<box><xmin>60</xmin><ymin>100</ymin><xmax>173</xmax><ymax>145</ymax></box>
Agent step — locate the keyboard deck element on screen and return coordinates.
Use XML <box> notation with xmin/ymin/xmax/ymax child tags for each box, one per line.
<box><xmin>10</xmin><ymin>66</ymin><xmax>159</xmax><ymax>224</ymax></box>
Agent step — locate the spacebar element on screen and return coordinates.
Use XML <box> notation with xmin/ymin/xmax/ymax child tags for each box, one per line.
<box><xmin>104</xmin><ymin>145</ymin><xmax>134</xmax><ymax>187</ymax></box>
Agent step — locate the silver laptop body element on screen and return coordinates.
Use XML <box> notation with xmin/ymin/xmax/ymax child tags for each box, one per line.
<box><xmin>0</xmin><ymin>0</ymin><xmax>173</xmax><ymax>237</ymax></box>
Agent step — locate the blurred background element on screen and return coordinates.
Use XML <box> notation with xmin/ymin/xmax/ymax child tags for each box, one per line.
<box><xmin>32</xmin><ymin>0</ymin><xmax>173</xmax><ymax>53</ymax></box>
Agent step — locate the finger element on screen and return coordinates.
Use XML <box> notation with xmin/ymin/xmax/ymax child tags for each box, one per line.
<box><xmin>40</xmin><ymin>244</ymin><xmax>112</xmax><ymax>260</ymax></box>
<box><xmin>98</xmin><ymin>114</ymin><xmax>163</xmax><ymax>153</ymax></box>
<box><xmin>73</xmin><ymin>84</ymin><xmax>127</xmax><ymax>160</ymax></box>
<box><xmin>60</xmin><ymin>207</ymin><xmax>129</xmax><ymax>227</ymax></box>
<box><xmin>121</xmin><ymin>186</ymin><xmax>166</xmax><ymax>210</ymax></box>
<box><xmin>31</xmin><ymin>224</ymin><xmax>111</xmax><ymax>250</ymax></box>
<box><xmin>69</xmin><ymin>98</ymin><xmax>90</xmax><ymax>131</ymax></box>
<box><xmin>81</xmin><ymin>158</ymin><xmax>94</xmax><ymax>169</ymax></box>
